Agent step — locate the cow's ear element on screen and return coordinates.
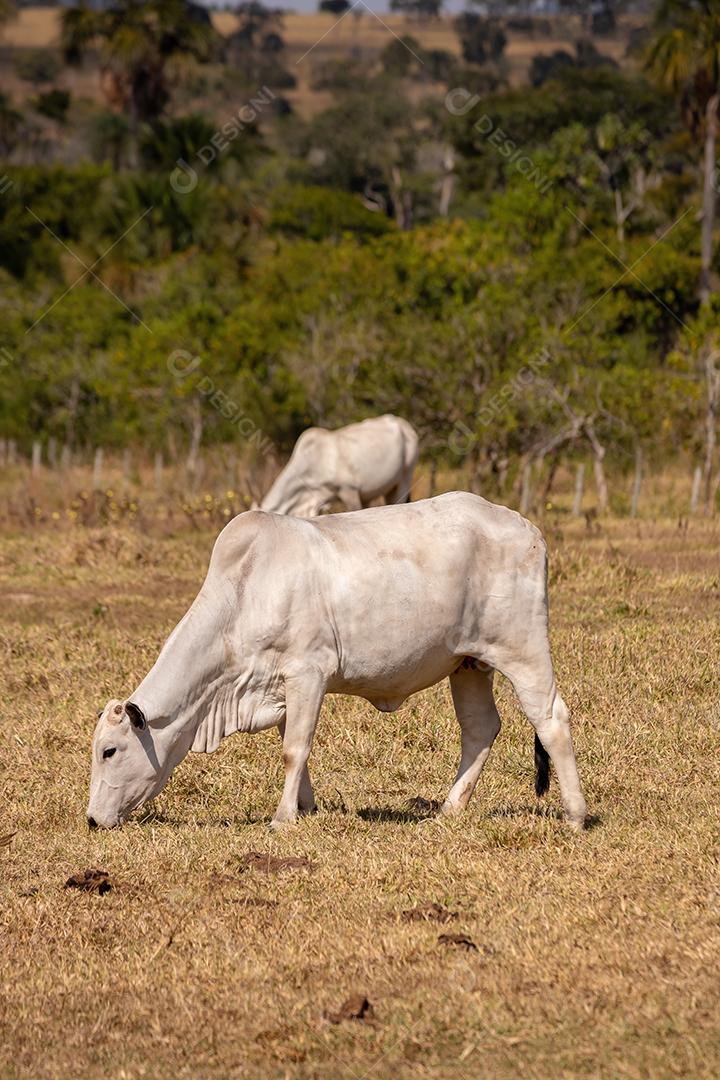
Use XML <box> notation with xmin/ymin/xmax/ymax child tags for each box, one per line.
<box><xmin>125</xmin><ymin>701</ymin><xmax>147</xmax><ymax>731</ymax></box>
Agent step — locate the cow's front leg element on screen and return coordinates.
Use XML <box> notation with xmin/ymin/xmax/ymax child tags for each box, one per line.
<box><xmin>271</xmin><ymin>675</ymin><xmax>325</xmax><ymax>827</ymax></box>
<box><xmin>277</xmin><ymin>722</ymin><xmax>316</xmax><ymax>814</ymax></box>
<box><xmin>337</xmin><ymin>486</ymin><xmax>363</xmax><ymax>512</ymax></box>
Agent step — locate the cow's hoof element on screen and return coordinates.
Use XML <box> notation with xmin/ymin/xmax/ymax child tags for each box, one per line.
<box><xmin>440</xmin><ymin>799</ymin><xmax>461</xmax><ymax>818</ymax></box>
<box><xmin>269</xmin><ymin>815</ymin><xmax>296</xmax><ymax>831</ymax></box>
<box><xmin>566</xmin><ymin>814</ymin><xmax>587</xmax><ymax>832</ymax></box>
<box><xmin>298</xmin><ymin>803</ymin><xmax>317</xmax><ymax>817</ymax></box>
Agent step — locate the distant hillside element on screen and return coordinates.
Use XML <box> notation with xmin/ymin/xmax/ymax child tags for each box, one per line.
<box><xmin>1</xmin><ymin>6</ymin><xmax>640</xmax><ymax>118</ymax></box>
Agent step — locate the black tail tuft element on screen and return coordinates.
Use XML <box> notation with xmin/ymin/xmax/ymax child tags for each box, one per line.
<box><xmin>534</xmin><ymin>733</ymin><xmax>550</xmax><ymax>797</ymax></box>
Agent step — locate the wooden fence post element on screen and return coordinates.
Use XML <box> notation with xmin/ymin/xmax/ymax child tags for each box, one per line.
<box><xmin>92</xmin><ymin>448</ymin><xmax>103</xmax><ymax>490</ymax></box>
<box><xmin>154</xmin><ymin>451</ymin><xmax>163</xmax><ymax>492</ymax></box>
<box><xmin>690</xmin><ymin>465</ymin><xmax>702</xmax><ymax>516</ymax></box>
<box><xmin>630</xmin><ymin>447</ymin><xmax>642</xmax><ymax>518</ymax></box>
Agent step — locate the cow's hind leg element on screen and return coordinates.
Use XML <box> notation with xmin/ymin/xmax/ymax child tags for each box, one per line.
<box><xmin>338</xmin><ymin>486</ymin><xmax>363</xmax><ymax>512</ymax></box>
<box><xmin>442</xmin><ymin>664</ymin><xmax>501</xmax><ymax>816</ymax></box>
<box><xmin>277</xmin><ymin>722</ymin><xmax>315</xmax><ymax>814</ymax></box>
<box><xmin>385</xmin><ymin>467</ymin><xmax>415</xmax><ymax>505</ymax></box>
<box><xmin>502</xmin><ymin>651</ymin><xmax>587</xmax><ymax>830</ymax></box>
<box><xmin>272</xmin><ymin>676</ymin><xmax>325</xmax><ymax>828</ymax></box>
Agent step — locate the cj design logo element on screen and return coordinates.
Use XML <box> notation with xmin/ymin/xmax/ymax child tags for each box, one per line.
<box><xmin>170</xmin><ymin>159</ymin><xmax>198</xmax><ymax>195</ymax></box>
<box><xmin>0</xmin><ymin>175</ymin><xmax>13</xmax><ymax>196</ymax></box>
<box><xmin>167</xmin><ymin>349</ymin><xmax>202</xmax><ymax>378</ymax></box>
<box><xmin>445</xmin><ymin>88</ymin><xmax>481</xmax><ymax>117</ymax></box>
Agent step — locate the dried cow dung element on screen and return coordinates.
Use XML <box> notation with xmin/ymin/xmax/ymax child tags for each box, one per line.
<box><xmin>401</xmin><ymin>902</ymin><xmax>457</xmax><ymax>924</ymax></box>
<box><xmin>238</xmin><ymin>851</ymin><xmax>314</xmax><ymax>874</ymax></box>
<box><xmin>326</xmin><ymin>994</ymin><xmax>375</xmax><ymax>1024</ymax></box>
<box><xmin>438</xmin><ymin>933</ymin><xmax>478</xmax><ymax>951</ymax></box>
<box><xmin>64</xmin><ymin>868</ymin><xmax>112</xmax><ymax>895</ymax></box>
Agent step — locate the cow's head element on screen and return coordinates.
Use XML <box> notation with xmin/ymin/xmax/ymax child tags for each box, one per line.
<box><xmin>87</xmin><ymin>698</ymin><xmax>179</xmax><ymax>828</ymax></box>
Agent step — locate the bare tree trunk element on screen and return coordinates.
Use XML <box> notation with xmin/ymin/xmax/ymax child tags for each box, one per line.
<box><xmin>573</xmin><ymin>463</ymin><xmax>585</xmax><ymax>517</ymax></box>
<box><xmin>630</xmin><ymin>446</ymin><xmax>642</xmax><ymax>518</ymax></box>
<box><xmin>614</xmin><ymin>187</ymin><xmax>625</xmax><ymax>247</ymax></box>
<box><xmin>541</xmin><ymin>449</ymin><xmax>560</xmax><ymax>504</ymax></box>
<box><xmin>32</xmin><ymin>441</ymin><xmax>42</xmax><ymax>475</ymax></box>
<box><xmin>438</xmin><ymin>145</ymin><xmax>455</xmax><ymax>218</ymax></box>
<box><xmin>428</xmin><ymin>459</ymin><xmax>437</xmax><ymax>498</ymax></box>
<box><xmin>390</xmin><ymin>166</ymin><xmax>413</xmax><ymax>231</ymax></box>
<box><xmin>128</xmin><ymin>91</ymin><xmax>139</xmax><ymax>170</ymax></box>
<box><xmin>519</xmin><ymin>457</ymin><xmax>534</xmax><ymax>516</ymax></box>
<box><xmin>700</xmin><ymin>93</ymin><xmax>719</xmax><ymax>307</ymax></box>
<box><xmin>690</xmin><ymin>464</ymin><xmax>702</xmax><ymax>516</ymax></box>
<box><xmin>703</xmin><ymin>347</ymin><xmax>720</xmax><ymax>514</ymax></box>
<box><xmin>65</xmin><ymin>378</ymin><xmax>79</xmax><ymax>448</ymax></box>
<box><xmin>390</xmin><ymin>166</ymin><xmax>405</xmax><ymax>230</ymax></box>
<box><xmin>585</xmin><ymin>422</ymin><xmax>609</xmax><ymax>513</ymax></box>
<box><xmin>186</xmin><ymin>398</ymin><xmax>203</xmax><ymax>478</ymax></box>
<box><xmin>496</xmin><ymin>454</ymin><xmax>509</xmax><ymax>495</ymax></box>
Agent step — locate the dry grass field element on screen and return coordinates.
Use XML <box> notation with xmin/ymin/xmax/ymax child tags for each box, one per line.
<box><xmin>1</xmin><ymin>463</ymin><xmax>719</xmax><ymax>1078</ymax></box>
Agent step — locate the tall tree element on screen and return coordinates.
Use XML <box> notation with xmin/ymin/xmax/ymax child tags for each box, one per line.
<box><xmin>0</xmin><ymin>0</ymin><xmax>16</xmax><ymax>28</ymax></box>
<box><xmin>61</xmin><ymin>0</ymin><xmax>216</xmax><ymax>166</ymax></box>
<box><xmin>389</xmin><ymin>0</ymin><xmax>443</xmax><ymax>19</ymax></box>
<box><xmin>646</xmin><ymin>0</ymin><xmax>720</xmax><ymax>306</ymax></box>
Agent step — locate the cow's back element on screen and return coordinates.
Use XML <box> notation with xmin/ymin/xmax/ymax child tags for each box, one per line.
<box><xmin>267</xmin><ymin>492</ymin><xmax>546</xmax><ymax>698</ymax></box>
<box><xmin>330</xmin><ymin>415</ymin><xmax>413</xmax><ymax>496</ymax></box>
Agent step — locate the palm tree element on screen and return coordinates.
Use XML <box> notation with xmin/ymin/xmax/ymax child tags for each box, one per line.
<box><xmin>646</xmin><ymin>0</ymin><xmax>720</xmax><ymax>306</ymax></box>
<box><xmin>61</xmin><ymin>0</ymin><xmax>216</xmax><ymax>166</ymax></box>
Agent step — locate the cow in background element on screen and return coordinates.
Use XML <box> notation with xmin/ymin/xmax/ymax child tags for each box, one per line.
<box><xmin>257</xmin><ymin>414</ymin><xmax>419</xmax><ymax>516</ymax></box>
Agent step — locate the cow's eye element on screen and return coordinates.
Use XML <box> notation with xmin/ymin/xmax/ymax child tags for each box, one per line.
<box><xmin>103</xmin><ymin>747</ymin><xmax>117</xmax><ymax>760</ymax></box>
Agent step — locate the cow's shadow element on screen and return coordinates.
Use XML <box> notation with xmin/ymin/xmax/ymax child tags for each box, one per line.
<box><xmin>488</xmin><ymin>803</ymin><xmax>603</xmax><ymax>830</ymax></box>
<box><xmin>134</xmin><ymin>806</ymin><xmax>268</xmax><ymax>828</ymax></box>
<box><xmin>134</xmin><ymin>799</ymin><xmax>602</xmax><ymax>831</ymax></box>
<box><xmin>356</xmin><ymin>801</ymin><xmax>603</xmax><ymax>830</ymax></box>
<box><xmin>356</xmin><ymin>798</ymin><xmax>443</xmax><ymax>824</ymax></box>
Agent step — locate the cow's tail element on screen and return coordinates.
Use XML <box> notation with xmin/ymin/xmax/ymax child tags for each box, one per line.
<box><xmin>534</xmin><ymin>733</ymin><xmax>550</xmax><ymax>797</ymax></box>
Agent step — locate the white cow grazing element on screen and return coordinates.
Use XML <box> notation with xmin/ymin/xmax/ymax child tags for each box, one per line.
<box><xmin>87</xmin><ymin>493</ymin><xmax>587</xmax><ymax>832</ymax></box>
<box><xmin>258</xmin><ymin>414</ymin><xmax>419</xmax><ymax>516</ymax></box>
